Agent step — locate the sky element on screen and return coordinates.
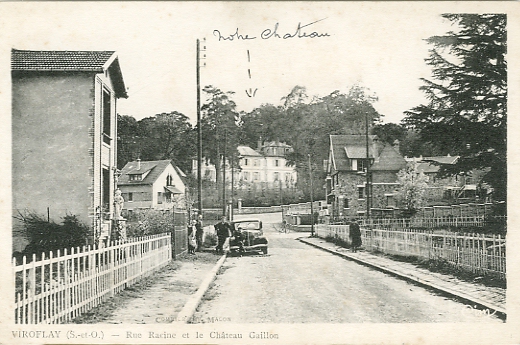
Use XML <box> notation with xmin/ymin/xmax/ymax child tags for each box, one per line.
<box><xmin>0</xmin><ymin>2</ymin><xmax>516</xmax><ymax>126</ymax></box>
<box><xmin>0</xmin><ymin>2</ymin><xmax>473</xmax><ymax>125</ymax></box>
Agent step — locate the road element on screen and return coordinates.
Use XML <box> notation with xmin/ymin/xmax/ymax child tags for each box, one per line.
<box><xmin>193</xmin><ymin>212</ymin><xmax>501</xmax><ymax>323</ymax></box>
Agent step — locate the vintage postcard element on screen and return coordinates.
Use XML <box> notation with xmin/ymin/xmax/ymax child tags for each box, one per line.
<box><xmin>0</xmin><ymin>1</ymin><xmax>519</xmax><ymax>344</ymax></box>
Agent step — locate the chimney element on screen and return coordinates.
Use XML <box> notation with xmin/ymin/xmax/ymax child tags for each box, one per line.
<box><xmin>257</xmin><ymin>139</ymin><xmax>263</xmax><ymax>151</ymax></box>
<box><xmin>372</xmin><ymin>135</ymin><xmax>379</xmax><ymax>160</ymax></box>
<box><xmin>137</xmin><ymin>158</ymin><xmax>141</xmax><ymax>170</ymax></box>
<box><xmin>393</xmin><ymin>139</ymin><xmax>400</xmax><ymax>154</ymax></box>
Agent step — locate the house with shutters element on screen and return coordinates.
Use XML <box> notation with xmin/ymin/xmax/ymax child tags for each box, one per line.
<box><xmin>192</xmin><ymin>141</ymin><xmax>297</xmax><ymax>190</ymax></box>
<box><xmin>117</xmin><ymin>159</ymin><xmax>187</xmax><ymax>216</ymax></box>
<box><xmin>11</xmin><ymin>49</ymin><xmax>128</xmax><ymax>251</ymax></box>
<box><xmin>325</xmin><ymin>135</ymin><xmax>407</xmax><ymax>219</ymax></box>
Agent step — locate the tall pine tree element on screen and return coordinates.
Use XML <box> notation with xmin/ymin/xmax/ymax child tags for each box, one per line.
<box><xmin>403</xmin><ymin>14</ymin><xmax>507</xmax><ymax>201</ymax></box>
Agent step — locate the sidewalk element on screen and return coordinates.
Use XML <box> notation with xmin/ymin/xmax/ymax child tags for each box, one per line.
<box><xmin>299</xmin><ymin>236</ymin><xmax>506</xmax><ymax>317</ymax></box>
<box><xmin>72</xmin><ymin>251</ymin><xmax>224</xmax><ymax>324</ymax></box>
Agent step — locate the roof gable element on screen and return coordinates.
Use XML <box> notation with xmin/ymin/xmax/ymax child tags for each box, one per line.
<box><xmin>329</xmin><ymin>135</ymin><xmax>379</xmax><ymax>172</ymax></box>
<box><xmin>370</xmin><ymin>145</ymin><xmax>407</xmax><ymax>171</ymax></box>
<box><xmin>118</xmin><ymin>160</ymin><xmax>172</xmax><ymax>185</ymax></box>
<box><xmin>11</xmin><ymin>49</ymin><xmax>128</xmax><ymax>98</ymax></box>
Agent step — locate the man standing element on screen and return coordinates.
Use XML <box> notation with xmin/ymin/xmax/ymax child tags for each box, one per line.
<box><xmin>195</xmin><ymin>214</ymin><xmax>204</xmax><ymax>252</ymax></box>
<box><xmin>349</xmin><ymin>220</ymin><xmax>362</xmax><ymax>253</ymax></box>
<box><xmin>214</xmin><ymin>216</ymin><xmax>231</xmax><ymax>254</ymax></box>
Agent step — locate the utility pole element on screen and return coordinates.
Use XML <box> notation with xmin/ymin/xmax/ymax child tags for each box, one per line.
<box><xmin>230</xmin><ymin>153</ymin><xmax>234</xmax><ymax>221</ymax></box>
<box><xmin>196</xmin><ymin>39</ymin><xmax>203</xmax><ymax>217</ymax></box>
<box><xmin>222</xmin><ymin>130</ymin><xmax>227</xmax><ymax>218</ymax></box>
<box><xmin>308</xmin><ymin>154</ymin><xmax>315</xmax><ymax>237</ymax></box>
<box><xmin>365</xmin><ymin>111</ymin><xmax>370</xmax><ymax>219</ymax></box>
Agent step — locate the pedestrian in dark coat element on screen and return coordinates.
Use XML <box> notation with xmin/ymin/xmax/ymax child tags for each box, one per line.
<box><xmin>349</xmin><ymin>220</ymin><xmax>362</xmax><ymax>252</ymax></box>
<box><xmin>195</xmin><ymin>215</ymin><xmax>204</xmax><ymax>251</ymax></box>
<box><xmin>187</xmin><ymin>221</ymin><xmax>197</xmax><ymax>254</ymax></box>
<box><xmin>214</xmin><ymin>216</ymin><xmax>231</xmax><ymax>254</ymax></box>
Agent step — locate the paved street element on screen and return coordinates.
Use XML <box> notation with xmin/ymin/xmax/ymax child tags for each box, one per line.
<box><xmin>193</xmin><ymin>213</ymin><xmax>502</xmax><ymax>323</ymax></box>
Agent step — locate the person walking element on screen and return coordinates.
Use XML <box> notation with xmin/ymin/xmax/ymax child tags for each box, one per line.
<box><xmin>195</xmin><ymin>214</ymin><xmax>204</xmax><ymax>251</ymax></box>
<box><xmin>214</xmin><ymin>216</ymin><xmax>231</xmax><ymax>254</ymax></box>
<box><xmin>349</xmin><ymin>220</ymin><xmax>362</xmax><ymax>253</ymax></box>
<box><xmin>187</xmin><ymin>220</ymin><xmax>197</xmax><ymax>255</ymax></box>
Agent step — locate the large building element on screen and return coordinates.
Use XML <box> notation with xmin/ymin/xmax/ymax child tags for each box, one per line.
<box><xmin>12</xmin><ymin>49</ymin><xmax>127</xmax><ymax>250</ymax></box>
<box><xmin>193</xmin><ymin>141</ymin><xmax>297</xmax><ymax>190</ymax></box>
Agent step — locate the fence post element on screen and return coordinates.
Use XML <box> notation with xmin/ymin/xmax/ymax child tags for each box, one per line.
<box><xmin>109</xmin><ymin>245</ymin><xmax>114</xmax><ymax>297</ymax></box>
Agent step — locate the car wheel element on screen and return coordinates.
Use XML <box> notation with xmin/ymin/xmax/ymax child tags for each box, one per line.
<box><xmin>261</xmin><ymin>247</ymin><xmax>268</xmax><ymax>255</ymax></box>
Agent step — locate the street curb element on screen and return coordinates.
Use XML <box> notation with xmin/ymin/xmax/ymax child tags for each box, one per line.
<box><xmin>173</xmin><ymin>253</ymin><xmax>228</xmax><ymax>323</ymax></box>
<box><xmin>298</xmin><ymin>237</ymin><xmax>506</xmax><ymax>318</ymax></box>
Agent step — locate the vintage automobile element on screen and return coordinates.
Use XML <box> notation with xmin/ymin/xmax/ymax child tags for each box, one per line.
<box><xmin>229</xmin><ymin>219</ymin><xmax>268</xmax><ymax>255</ymax></box>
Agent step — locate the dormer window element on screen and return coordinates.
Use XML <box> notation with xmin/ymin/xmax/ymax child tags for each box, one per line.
<box><xmin>129</xmin><ymin>174</ymin><xmax>143</xmax><ymax>181</ymax></box>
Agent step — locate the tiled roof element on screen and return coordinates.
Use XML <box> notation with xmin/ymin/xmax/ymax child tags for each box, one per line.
<box><xmin>12</xmin><ymin>49</ymin><xmax>128</xmax><ymax>98</ymax></box>
<box><xmin>118</xmin><ymin>160</ymin><xmax>172</xmax><ymax>185</ymax></box>
<box><xmin>371</xmin><ymin>145</ymin><xmax>407</xmax><ymax>171</ymax></box>
<box><xmin>330</xmin><ymin>135</ymin><xmax>378</xmax><ymax>171</ymax></box>
<box><xmin>422</xmin><ymin>156</ymin><xmax>459</xmax><ymax>165</ymax></box>
<box><xmin>12</xmin><ymin>49</ymin><xmax>115</xmax><ymax>71</ymax></box>
<box><xmin>344</xmin><ymin>146</ymin><xmax>374</xmax><ymax>159</ymax></box>
<box><xmin>408</xmin><ymin>156</ymin><xmax>460</xmax><ymax>174</ymax></box>
<box><xmin>238</xmin><ymin>146</ymin><xmax>262</xmax><ymax>157</ymax></box>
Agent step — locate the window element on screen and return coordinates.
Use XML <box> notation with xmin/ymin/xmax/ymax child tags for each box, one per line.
<box><xmin>275</xmin><ymin>159</ymin><xmax>279</xmax><ymax>167</ymax></box>
<box><xmin>243</xmin><ymin>172</ymin><xmax>249</xmax><ymax>181</ymax></box>
<box><xmin>244</xmin><ymin>159</ymin><xmax>248</xmax><ymax>166</ymax></box>
<box><xmin>357</xmin><ymin>159</ymin><xmax>366</xmax><ymax>172</ymax></box>
<box><xmin>274</xmin><ymin>172</ymin><xmax>279</xmax><ymax>181</ymax></box>
<box><xmin>128</xmin><ymin>192</ymin><xmax>133</xmax><ymax>202</ymax></box>
<box><xmin>157</xmin><ymin>192</ymin><xmax>163</xmax><ymax>204</ymax></box>
<box><xmin>253</xmin><ymin>159</ymin><xmax>258</xmax><ymax>167</ymax></box>
<box><xmin>285</xmin><ymin>173</ymin><xmax>290</xmax><ymax>181</ymax></box>
<box><xmin>343</xmin><ymin>198</ymin><xmax>349</xmax><ymax>209</ymax></box>
<box><xmin>386</xmin><ymin>195</ymin><xmax>395</xmax><ymax>207</ymax></box>
<box><xmin>166</xmin><ymin>174</ymin><xmax>173</xmax><ymax>186</ymax></box>
<box><xmin>102</xmin><ymin>168</ymin><xmax>110</xmax><ymax>213</ymax></box>
<box><xmin>129</xmin><ymin>174</ymin><xmax>142</xmax><ymax>181</ymax></box>
<box><xmin>358</xmin><ymin>186</ymin><xmax>365</xmax><ymax>199</ymax></box>
<box><xmin>102</xmin><ymin>89</ymin><xmax>111</xmax><ymax>144</ymax></box>
<box><xmin>253</xmin><ymin>172</ymin><xmax>259</xmax><ymax>181</ymax></box>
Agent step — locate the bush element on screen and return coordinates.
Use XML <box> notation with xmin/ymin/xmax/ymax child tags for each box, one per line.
<box><xmin>126</xmin><ymin>209</ymin><xmax>178</xmax><ymax>237</ymax></box>
<box><xmin>17</xmin><ymin>212</ymin><xmax>89</xmax><ymax>257</ymax></box>
<box><xmin>204</xmin><ymin>232</ymin><xmax>217</xmax><ymax>247</ymax></box>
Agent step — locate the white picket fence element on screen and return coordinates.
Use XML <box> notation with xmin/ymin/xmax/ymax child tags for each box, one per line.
<box><xmin>13</xmin><ymin>233</ymin><xmax>171</xmax><ymax>324</ymax></box>
<box><xmin>316</xmin><ymin>225</ymin><xmax>506</xmax><ymax>280</ymax></box>
<box><xmin>361</xmin><ymin>216</ymin><xmax>486</xmax><ymax>228</ymax></box>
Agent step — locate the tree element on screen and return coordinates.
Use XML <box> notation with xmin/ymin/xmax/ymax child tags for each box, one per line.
<box><xmin>239</xmin><ymin>85</ymin><xmax>383</xmax><ymax>201</ymax></box>
<box><xmin>117</xmin><ymin>114</ymin><xmax>140</xmax><ymax>169</ymax></box>
<box><xmin>403</xmin><ymin>14</ymin><xmax>507</xmax><ymax>201</ymax></box>
<box><xmin>201</xmin><ymin>86</ymin><xmax>241</xmax><ymax>197</ymax></box>
<box><xmin>372</xmin><ymin>123</ymin><xmax>407</xmax><ymax>147</ymax></box>
<box><xmin>396</xmin><ymin>162</ymin><xmax>429</xmax><ymax>217</ymax></box>
<box><xmin>117</xmin><ymin>112</ymin><xmax>195</xmax><ymax>173</ymax></box>
<box><xmin>138</xmin><ymin>111</ymin><xmax>195</xmax><ymax>173</ymax></box>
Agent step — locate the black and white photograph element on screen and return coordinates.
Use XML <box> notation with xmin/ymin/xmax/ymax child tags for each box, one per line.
<box><xmin>0</xmin><ymin>2</ymin><xmax>518</xmax><ymax>344</ymax></box>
